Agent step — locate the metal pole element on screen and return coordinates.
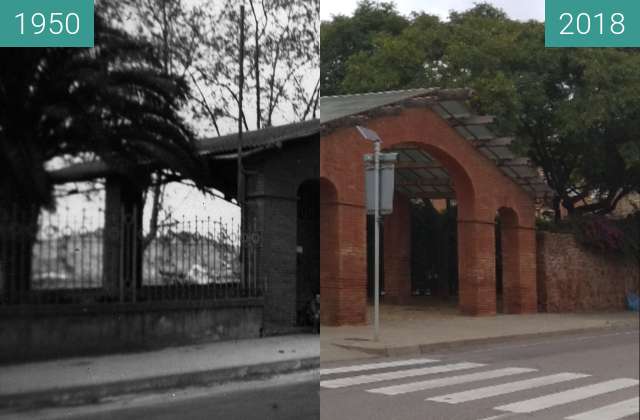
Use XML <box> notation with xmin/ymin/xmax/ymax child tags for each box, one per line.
<box><xmin>237</xmin><ymin>5</ymin><xmax>246</xmax><ymax>286</ymax></box>
<box><xmin>373</xmin><ymin>139</ymin><xmax>381</xmax><ymax>341</ymax></box>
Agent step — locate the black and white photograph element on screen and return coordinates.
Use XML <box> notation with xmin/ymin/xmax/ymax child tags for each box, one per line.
<box><xmin>0</xmin><ymin>0</ymin><xmax>320</xmax><ymax>418</ymax></box>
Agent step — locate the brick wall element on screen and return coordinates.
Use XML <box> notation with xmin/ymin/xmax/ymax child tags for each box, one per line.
<box><xmin>246</xmin><ymin>137</ymin><xmax>319</xmax><ymax>328</ymax></box>
<box><xmin>383</xmin><ymin>193</ymin><xmax>412</xmax><ymax>304</ymax></box>
<box><xmin>537</xmin><ymin>231</ymin><xmax>640</xmax><ymax>312</ymax></box>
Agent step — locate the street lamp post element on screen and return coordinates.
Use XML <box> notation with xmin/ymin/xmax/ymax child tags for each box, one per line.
<box><xmin>356</xmin><ymin>126</ymin><xmax>382</xmax><ymax>341</ymax></box>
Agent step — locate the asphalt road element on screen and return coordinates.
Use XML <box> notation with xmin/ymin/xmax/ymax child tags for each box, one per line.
<box><xmin>11</xmin><ymin>371</ymin><xmax>319</xmax><ymax>420</ymax></box>
<box><xmin>83</xmin><ymin>380</ymin><xmax>318</xmax><ymax>420</ymax></box>
<box><xmin>320</xmin><ymin>327</ymin><xmax>640</xmax><ymax>420</ymax></box>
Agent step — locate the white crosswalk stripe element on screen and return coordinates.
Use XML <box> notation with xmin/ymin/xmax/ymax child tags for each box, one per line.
<box><xmin>428</xmin><ymin>372</ymin><xmax>590</xmax><ymax>404</ymax></box>
<box><xmin>494</xmin><ymin>378</ymin><xmax>639</xmax><ymax>414</ymax></box>
<box><xmin>565</xmin><ymin>397</ymin><xmax>640</xmax><ymax>420</ymax></box>
<box><xmin>320</xmin><ymin>362</ymin><xmax>485</xmax><ymax>389</ymax></box>
<box><xmin>321</xmin><ymin>358</ymin><xmax>639</xmax><ymax>420</ymax></box>
<box><xmin>367</xmin><ymin>367</ymin><xmax>536</xmax><ymax>396</ymax></box>
<box><xmin>320</xmin><ymin>358</ymin><xmax>439</xmax><ymax>376</ymax></box>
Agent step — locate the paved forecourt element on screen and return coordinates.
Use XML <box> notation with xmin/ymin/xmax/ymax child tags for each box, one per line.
<box><xmin>320</xmin><ymin>328</ymin><xmax>639</xmax><ymax>420</ymax></box>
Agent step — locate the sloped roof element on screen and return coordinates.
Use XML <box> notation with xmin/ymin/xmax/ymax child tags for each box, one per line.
<box><xmin>321</xmin><ymin>89</ymin><xmax>434</xmax><ymax>123</ymax></box>
<box><xmin>198</xmin><ymin>119</ymin><xmax>319</xmax><ymax>156</ymax></box>
<box><xmin>48</xmin><ymin>120</ymin><xmax>320</xmax><ymax>183</ymax></box>
<box><xmin>321</xmin><ymin>88</ymin><xmax>551</xmax><ymax>199</ymax></box>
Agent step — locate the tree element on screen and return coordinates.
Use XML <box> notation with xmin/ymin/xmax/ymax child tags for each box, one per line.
<box><xmin>321</xmin><ymin>0</ymin><xmax>409</xmax><ymax>95</ymax></box>
<box><xmin>112</xmin><ymin>0</ymin><xmax>213</xmax><ymax>248</ymax></box>
<box><xmin>0</xmin><ymin>7</ymin><xmax>206</xmax><ymax>298</ymax></box>
<box><xmin>195</xmin><ymin>0</ymin><xmax>320</xmax><ymax>131</ymax></box>
<box><xmin>322</xmin><ymin>1</ymin><xmax>640</xmax><ymax>219</ymax></box>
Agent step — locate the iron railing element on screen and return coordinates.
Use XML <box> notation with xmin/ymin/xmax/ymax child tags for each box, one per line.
<box><xmin>0</xmin><ymin>205</ymin><xmax>262</xmax><ymax>305</ymax></box>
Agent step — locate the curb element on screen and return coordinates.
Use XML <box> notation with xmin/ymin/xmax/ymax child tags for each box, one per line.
<box><xmin>0</xmin><ymin>356</ymin><xmax>320</xmax><ymax>411</ymax></box>
<box><xmin>330</xmin><ymin>322</ymin><xmax>639</xmax><ymax>359</ymax></box>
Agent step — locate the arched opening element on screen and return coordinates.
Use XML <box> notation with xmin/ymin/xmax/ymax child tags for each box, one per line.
<box><xmin>496</xmin><ymin>207</ymin><xmax>520</xmax><ymax>314</ymax></box>
<box><xmin>296</xmin><ymin>179</ymin><xmax>320</xmax><ymax>326</ymax></box>
<box><xmin>371</xmin><ymin>142</ymin><xmax>476</xmax><ymax>313</ymax></box>
<box><xmin>409</xmin><ymin>197</ymin><xmax>458</xmax><ymax>302</ymax></box>
<box><xmin>318</xmin><ymin>177</ymin><xmax>340</xmax><ymax>325</ymax></box>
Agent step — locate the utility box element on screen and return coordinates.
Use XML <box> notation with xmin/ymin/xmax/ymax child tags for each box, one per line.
<box><xmin>364</xmin><ymin>153</ymin><xmax>398</xmax><ymax>215</ymax></box>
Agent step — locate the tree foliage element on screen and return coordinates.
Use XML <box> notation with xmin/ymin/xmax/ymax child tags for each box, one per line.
<box><xmin>107</xmin><ymin>0</ymin><xmax>212</xmax><ymax>246</ymax></box>
<box><xmin>321</xmin><ymin>0</ymin><xmax>409</xmax><ymax>95</ymax></box>
<box><xmin>0</xmin><ymin>7</ymin><xmax>205</xmax><ymax>209</ymax></box>
<box><xmin>321</xmin><ymin>1</ymin><xmax>640</xmax><ymax>218</ymax></box>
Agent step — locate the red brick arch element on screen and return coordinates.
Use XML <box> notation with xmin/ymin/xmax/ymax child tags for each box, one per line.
<box><xmin>320</xmin><ymin>107</ymin><xmax>538</xmax><ymax>325</ymax></box>
<box><xmin>385</xmin><ymin>141</ymin><xmax>476</xmax><ymax>220</ymax></box>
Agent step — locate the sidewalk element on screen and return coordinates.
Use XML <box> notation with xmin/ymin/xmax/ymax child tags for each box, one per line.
<box><xmin>0</xmin><ymin>334</ymin><xmax>319</xmax><ymax>410</ymax></box>
<box><xmin>321</xmin><ymin>301</ymin><xmax>639</xmax><ymax>363</ymax></box>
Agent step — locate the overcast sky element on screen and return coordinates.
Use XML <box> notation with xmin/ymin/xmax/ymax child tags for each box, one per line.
<box><xmin>321</xmin><ymin>0</ymin><xmax>544</xmax><ymax>22</ymax></box>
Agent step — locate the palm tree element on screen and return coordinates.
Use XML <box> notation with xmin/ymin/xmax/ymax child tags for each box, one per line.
<box><xmin>0</xmin><ymin>9</ymin><xmax>207</xmax><ymax>300</ymax></box>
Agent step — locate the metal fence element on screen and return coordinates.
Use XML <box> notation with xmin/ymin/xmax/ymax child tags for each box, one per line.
<box><xmin>0</xmin><ymin>205</ymin><xmax>262</xmax><ymax>305</ymax></box>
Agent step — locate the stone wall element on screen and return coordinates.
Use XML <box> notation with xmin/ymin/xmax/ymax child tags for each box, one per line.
<box><xmin>537</xmin><ymin>231</ymin><xmax>639</xmax><ymax>312</ymax></box>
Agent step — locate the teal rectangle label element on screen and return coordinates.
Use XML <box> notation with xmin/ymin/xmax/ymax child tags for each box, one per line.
<box><xmin>546</xmin><ymin>0</ymin><xmax>640</xmax><ymax>47</ymax></box>
<box><xmin>0</xmin><ymin>0</ymin><xmax>94</xmax><ymax>47</ymax></box>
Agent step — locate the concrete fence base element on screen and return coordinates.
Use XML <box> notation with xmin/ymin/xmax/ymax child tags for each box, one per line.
<box><xmin>0</xmin><ymin>300</ymin><xmax>263</xmax><ymax>363</ymax></box>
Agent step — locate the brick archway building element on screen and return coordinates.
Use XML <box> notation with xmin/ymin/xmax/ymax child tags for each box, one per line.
<box><xmin>320</xmin><ymin>89</ymin><xmax>550</xmax><ymax>325</ymax></box>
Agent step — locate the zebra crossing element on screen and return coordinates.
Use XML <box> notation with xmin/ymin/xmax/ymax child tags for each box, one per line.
<box><xmin>320</xmin><ymin>357</ymin><xmax>640</xmax><ymax>419</ymax></box>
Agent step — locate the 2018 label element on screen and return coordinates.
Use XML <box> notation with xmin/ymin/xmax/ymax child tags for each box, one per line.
<box><xmin>559</xmin><ymin>12</ymin><xmax>625</xmax><ymax>36</ymax></box>
<box><xmin>545</xmin><ymin>0</ymin><xmax>639</xmax><ymax>47</ymax></box>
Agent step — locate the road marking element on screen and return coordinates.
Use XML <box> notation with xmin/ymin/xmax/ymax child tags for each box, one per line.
<box><xmin>320</xmin><ymin>358</ymin><xmax>439</xmax><ymax>376</ymax></box>
<box><xmin>494</xmin><ymin>378</ymin><xmax>639</xmax><ymax>413</ymax></box>
<box><xmin>476</xmin><ymin>414</ymin><xmax>515</xmax><ymax>420</ymax></box>
<box><xmin>320</xmin><ymin>362</ymin><xmax>485</xmax><ymax>389</ymax></box>
<box><xmin>429</xmin><ymin>372</ymin><xmax>590</xmax><ymax>404</ymax></box>
<box><xmin>367</xmin><ymin>367</ymin><xmax>536</xmax><ymax>396</ymax></box>
<box><xmin>565</xmin><ymin>397</ymin><xmax>639</xmax><ymax>420</ymax></box>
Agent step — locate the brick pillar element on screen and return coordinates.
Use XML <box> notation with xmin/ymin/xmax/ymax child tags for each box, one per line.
<box><xmin>320</xmin><ymin>194</ymin><xmax>367</xmax><ymax>325</ymax></box>
<box><xmin>383</xmin><ymin>194</ymin><xmax>411</xmax><ymax>305</ymax></box>
<box><xmin>457</xmin><ymin>219</ymin><xmax>496</xmax><ymax>315</ymax></box>
<box><xmin>249</xmin><ymin>194</ymin><xmax>298</xmax><ymax>327</ymax></box>
<box><xmin>502</xmin><ymin>226</ymin><xmax>538</xmax><ymax>314</ymax></box>
<box><xmin>245</xmin><ymin>168</ymin><xmax>300</xmax><ymax>327</ymax></box>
